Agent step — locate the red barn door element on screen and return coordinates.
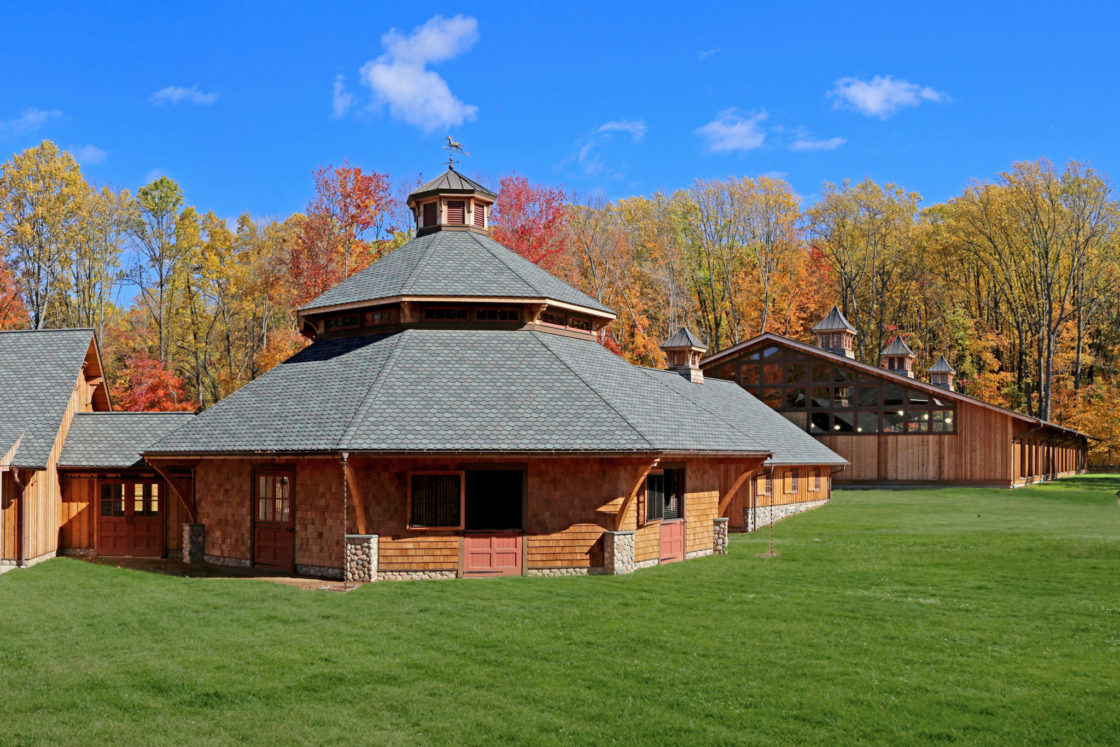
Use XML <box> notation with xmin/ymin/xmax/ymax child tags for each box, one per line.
<box><xmin>253</xmin><ymin>470</ymin><xmax>294</xmax><ymax>571</ymax></box>
<box><xmin>97</xmin><ymin>480</ymin><xmax>164</xmax><ymax>558</ymax></box>
<box><xmin>660</xmin><ymin>520</ymin><xmax>685</xmax><ymax>563</ymax></box>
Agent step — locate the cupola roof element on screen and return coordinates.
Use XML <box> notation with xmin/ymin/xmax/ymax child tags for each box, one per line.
<box><xmin>881</xmin><ymin>336</ymin><xmax>916</xmax><ymax>357</ymax></box>
<box><xmin>407</xmin><ymin>168</ymin><xmax>496</xmax><ymax>204</ymax></box>
<box><xmin>661</xmin><ymin>327</ymin><xmax>707</xmax><ymax>351</ymax></box>
<box><xmin>812</xmin><ymin>306</ymin><xmax>856</xmax><ymax>332</ymax></box>
<box><xmin>929</xmin><ymin>354</ymin><xmax>957</xmax><ymax>373</ymax></box>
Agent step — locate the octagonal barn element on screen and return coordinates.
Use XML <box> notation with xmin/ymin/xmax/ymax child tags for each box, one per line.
<box><xmin>142</xmin><ymin>168</ymin><xmax>845</xmax><ymax>581</ymax></box>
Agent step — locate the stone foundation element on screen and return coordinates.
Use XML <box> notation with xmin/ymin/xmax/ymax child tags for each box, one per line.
<box><xmin>203</xmin><ymin>554</ymin><xmax>251</xmax><ymax>568</ymax></box>
<box><xmin>713</xmin><ymin>517</ymin><xmax>729</xmax><ymax>554</ymax></box>
<box><xmin>527</xmin><ymin>566</ymin><xmax>607</xmax><ymax>577</ymax></box>
<box><xmin>603</xmin><ymin>530</ymin><xmax>636</xmax><ymax>575</ymax></box>
<box><xmin>182</xmin><ymin>523</ymin><xmax>205</xmax><ymax>564</ymax></box>
<box><xmin>685</xmin><ymin>548</ymin><xmax>713</xmax><ymax>560</ymax></box>
<box><xmin>633</xmin><ymin>558</ymin><xmax>659</xmax><ymax>571</ymax></box>
<box><xmin>378</xmin><ymin>569</ymin><xmax>458</xmax><ymax>581</ymax></box>
<box><xmin>344</xmin><ymin>534</ymin><xmax>378</xmax><ymax>583</ymax></box>
<box><xmin>297</xmin><ymin>564</ymin><xmax>344</xmax><ymax>580</ymax></box>
<box><xmin>745</xmin><ymin>499</ymin><xmax>829</xmax><ymax>531</ymax></box>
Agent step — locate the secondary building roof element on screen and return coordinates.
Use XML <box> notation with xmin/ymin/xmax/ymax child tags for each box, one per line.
<box><xmin>145</xmin><ymin>328</ymin><xmax>843</xmax><ymax>465</ymax></box>
<box><xmin>702</xmin><ymin>332</ymin><xmax>1090</xmax><ymax>441</ymax></box>
<box><xmin>60</xmin><ymin>412</ymin><xmax>196</xmax><ymax>469</ymax></box>
<box><xmin>0</xmin><ymin>329</ymin><xmax>107</xmax><ymax>470</ymax></box>
<box><xmin>298</xmin><ymin>229</ymin><xmax>613</xmax><ymax>316</ymax></box>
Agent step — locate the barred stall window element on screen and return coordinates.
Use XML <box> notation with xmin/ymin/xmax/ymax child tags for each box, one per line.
<box><xmin>410</xmin><ymin>473</ymin><xmax>463</xmax><ymax>528</ymax></box>
<box><xmin>646</xmin><ymin>468</ymin><xmax>685</xmax><ymax>522</ymax></box>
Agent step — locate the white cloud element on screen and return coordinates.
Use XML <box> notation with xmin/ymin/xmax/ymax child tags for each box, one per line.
<box><xmin>0</xmin><ymin>107</ymin><xmax>62</xmax><ymax>137</ymax></box>
<box><xmin>148</xmin><ymin>85</ymin><xmax>220</xmax><ymax>107</ymax></box>
<box><xmin>597</xmin><ymin>119</ymin><xmax>647</xmax><ymax>141</ymax></box>
<box><xmin>829</xmin><ymin>75</ymin><xmax>946</xmax><ymax>118</ymax></box>
<box><xmin>573</xmin><ymin>119</ymin><xmax>648</xmax><ymax>176</ymax></box>
<box><xmin>142</xmin><ymin>169</ymin><xmax>167</xmax><ymax>185</ymax></box>
<box><xmin>696</xmin><ymin>109</ymin><xmax>768</xmax><ymax>152</ymax></box>
<box><xmin>72</xmin><ymin>144</ymin><xmax>107</xmax><ymax>164</ymax></box>
<box><xmin>332</xmin><ymin>74</ymin><xmax>353</xmax><ymax>118</ymax></box>
<box><xmin>698</xmin><ymin>47</ymin><xmax>720</xmax><ymax>60</ymax></box>
<box><xmin>359</xmin><ymin>14</ymin><xmax>479</xmax><ymax>132</ymax></box>
<box><xmin>791</xmin><ymin>135</ymin><xmax>846</xmax><ymax>152</ymax></box>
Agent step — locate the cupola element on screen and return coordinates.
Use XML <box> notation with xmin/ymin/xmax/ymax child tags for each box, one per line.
<box><xmin>928</xmin><ymin>354</ymin><xmax>957</xmax><ymax>391</ymax></box>
<box><xmin>661</xmin><ymin>327</ymin><xmax>707</xmax><ymax>384</ymax></box>
<box><xmin>881</xmin><ymin>336</ymin><xmax>917</xmax><ymax>378</ymax></box>
<box><xmin>812</xmin><ymin>306</ymin><xmax>857</xmax><ymax>358</ymax></box>
<box><xmin>407</xmin><ymin>167</ymin><xmax>497</xmax><ymax>236</ymax></box>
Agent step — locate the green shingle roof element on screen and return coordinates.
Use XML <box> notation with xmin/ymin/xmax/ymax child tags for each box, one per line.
<box><xmin>299</xmin><ymin>230</ymin><xmax>613</xmax><ymax>315</ymax></box>
<box><xmin>0</xmin><ymin>329</ymin><xmax>96</xmax><ymax>469</ymax></box>
<box><xmin>881</xmin><ymin>336</ymin><xmax>916</xmax><ymax>356</ymax></box>
<box><xmin>145</xmin><ymin>329</ymin><xmax>844</xmax><ymax>466</ymax></box>
<box><xmin>60</xmin><ymin>412</ymin><xmax>196</xmax><ymax>469</ymax></box>
<box><xmin>929</xmin><ymin>355</ymin><xmax>957</xmax><ymax>373</ymax></box>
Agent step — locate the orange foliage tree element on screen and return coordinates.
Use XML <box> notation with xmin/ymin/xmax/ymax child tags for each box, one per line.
<box><xmin>0</xmin><ymin>259</ymin><xmax>26</xmax><ymax>329</ymax></box>
<box><xmin>287</xmin><ymin>163</ymin><xmax>396</xmax><ymax>306</ymax></box>
<box><xmin>114</xmin><ymin>351</ymin><xmax>194</xmax><ymax>411</ymax></box>
<box><xmin>491</xmin><ymin>175</ymin><xmax>568</xmax><ymax>269</ymax></box>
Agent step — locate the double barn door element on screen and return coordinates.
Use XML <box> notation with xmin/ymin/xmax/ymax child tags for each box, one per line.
<box><xmin>98</xmin><ymin>480</ymin><xmax>163</xmax><ymax>557</ymax></box>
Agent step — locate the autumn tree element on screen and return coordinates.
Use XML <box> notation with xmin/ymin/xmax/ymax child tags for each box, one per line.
<box><xmin>287</xmin><ymin>163</ymin><xmax>395</xmax><ymax>305</ymax></box>
<box><xmin>65</xmin><ymin>186</ymin><xmax>128</xmax><ymax>340</ymax></box>
<box><xmin>491</xmin><ymin>175</ymin><xmax>568</xmax><ymax>269</ymax></box>
<box><xmin>0</xmin><ymin>259</ymin><xmax>26</xmax><ymax>329</ymax></box>
<box><xmin>0</xmin><ymin>140</ymin><xmax>91</xmax><ymax>328</ymax></box>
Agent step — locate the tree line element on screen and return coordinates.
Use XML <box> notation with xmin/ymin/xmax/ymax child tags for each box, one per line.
<box><xmin>1</xmin><ymin>141</ymin><xmax>1117</xmax><ymax>463</ymax></box>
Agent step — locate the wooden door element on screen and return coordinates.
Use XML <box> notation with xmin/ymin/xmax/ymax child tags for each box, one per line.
<box><xmin>254</xmin><ymin>470</ymin><xmax>294</xmax><ymax>571</ymax></box>
<box><xmin>97</xmin><ymin>480</ymin><xmax>164</xmax><ymax>557</ymax></box>
<box><xmin>463</xmin><ymin>532</ymin><xmax>522</xmax><ymax>576</ymax></box>
<box><xmin>660</xmin><ymin>520</ymin><xmax>685</xmax><ymax>564</ymax></box>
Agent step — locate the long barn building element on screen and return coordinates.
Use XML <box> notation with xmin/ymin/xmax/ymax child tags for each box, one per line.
<box><xmin>700</xmin><ymin>307</ymin><xmax>1089</xmax><ymax>487</ymax></box>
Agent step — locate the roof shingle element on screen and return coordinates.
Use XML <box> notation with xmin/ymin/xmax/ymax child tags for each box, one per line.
<box><xmin>60</xmin><ymin>412</ymin><xmax>197</xmax><ymax>469</ymax></box>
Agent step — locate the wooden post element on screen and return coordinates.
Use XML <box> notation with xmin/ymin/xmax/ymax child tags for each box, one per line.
<box><xmin>149</xmin><ymin>462</ymin><xmax>196</xmax><ymax>524</ymax></box>
<box><xmin>341</xmin><ymin>454</ymin><xmax>368</xmax><ymax>535</ymax></box>
<box><xmin>614</xmin><ymin>459</ymin><xmax>659</xmax><ymax>531</ymax></box>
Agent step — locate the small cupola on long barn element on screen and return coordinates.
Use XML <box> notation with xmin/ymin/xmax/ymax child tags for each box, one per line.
<box><xmin>928</xmin><ymin>354</ymin><xmax>957</xmax><ymax>391</ymax></box>
<box><xmin>812</xmin><ymin>306</ymin><xmax>857</xmax><ymax>358</ymax></box>
<box><xmin>660</xmin><ymin>327</ymin><xmax>708</xmax><ymax>384</ymax></box>
<box><xmin>880</xmin><ymin>336</ymin><xmax>917</xmax><ymax>378</ymax></box>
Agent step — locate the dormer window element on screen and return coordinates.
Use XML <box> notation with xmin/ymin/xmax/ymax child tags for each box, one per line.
<box><xmin>476</xmin><ymin>307</ymin><xmax>521</xmax><ymax>322</ymax></box>
<box><xmin>447</xmin><ymin>200</ymin><xmax>466</xmax><ymax>225</ymax></box>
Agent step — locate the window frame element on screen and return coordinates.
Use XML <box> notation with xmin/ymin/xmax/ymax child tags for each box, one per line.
<box><xmin>253</xmin><ymin>468</ymin><xmax>294</xmax><ymax>526</ymax></box>
<box><xmin>422</xmin><ymin>306</ymin><xmax>470</xmax><ymax>322</ymax></box>
<box><xmin>787</xmin><ymin>469</ymin><xmax>800</xmax><ymax>494</ymax></box>
<box><xmin>810</xmin><ymin>468</ymin><xmax>821</xmax><ymax>492</ymax></box>
<box><xmin>475</xmin><ymin>306</ymin><xmax>522</xmax><ymax>323</ymax></box>
<box><xmin>407</xmin><ymin>470</ymin><xmax>465</xmax><ymax>531</ymax></box>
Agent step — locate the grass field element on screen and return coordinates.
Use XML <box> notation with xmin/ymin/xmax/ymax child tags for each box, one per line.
<box><xmin>1</xmin><ymin>476</ymin><xmax>1118</xmax><ymax>744</ymax></box>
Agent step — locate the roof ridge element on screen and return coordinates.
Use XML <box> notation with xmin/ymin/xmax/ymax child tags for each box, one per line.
<box><xmin>633</xmin><ymin>367</ymin><xmax>769</xmax><ymax>455</ymax></box>
<box><xmin>529</xmin><ymin>331</ymin><xmax>655</xmax><ymax>450</ymax></box>
<box><xmin>338</xmin><ymin>331</ymin><xmax>411</xmax><ymax>448</ymax></box>
<box><xmin>398</xmin><ymin>232</ymin><xmax>438</xmax><ymax>296</ymax></box>
<box><xmin>466</xmin><ymin>231</ymin><xmax>544</xmax><ymax>295</ymax></box>
<box><xmin>0</xmin><ymin>327</ymin><xmax>95</xmax><ymax>334</ymax></box>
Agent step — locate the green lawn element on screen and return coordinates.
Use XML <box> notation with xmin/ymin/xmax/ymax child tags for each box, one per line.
<box><xmin>2</xmin><ymin>477</ymin><xmax>1118</xmax><ymax>745</ymax></box>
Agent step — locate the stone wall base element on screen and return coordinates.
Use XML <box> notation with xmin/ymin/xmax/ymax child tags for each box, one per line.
<box><xmin>182</xmin><ymin>523</ymin><xmax>205</xmax><ymax>564</ymax></box>
<box><xmin>203</xmin><ymin>554</ymin><xmax>251</xmax><ymax>568</ymax></box>
<box><xmin>633</xmin><ymin>558</ymin><xmax>659</xmax><ymax>571</ymax></box>
<box><xmin>685</xmin><ymin>548</ymin><xmax>713</xmax><ymax>560</ymax></box>
<box><xmin>603</xmin><ymin>530</ymin><xmax>636</xmax><ymax>575</ymax></box>
<box><xmin>713</xmin><ymin>517</ymin><xmax>729</xmax><ymax>554</ymax></box>
<box><xmin>297</xmin><ymin>564</ymin><xmax>344</xmax><ymax>580</ymax></box>
<box><xmin>526</xmin><ymin>566</ymin><xmax>607</xmax><ymax>577</ymax></box>
<box><xmin>378</xmin><ymin>569</ymin><xmax>458</xmax><ymax>581</ymax></box>
<box><xmin>745</xmin><ymin>499</ymin><xmax>829</xmax><ymax>532</ymax></box>
<box><xmin>344</xmin><ymin>534</ymin><xmax>378</xmax><ymax>583</ymax></box>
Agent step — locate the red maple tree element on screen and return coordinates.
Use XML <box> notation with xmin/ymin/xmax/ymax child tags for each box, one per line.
<box><xmin>115</xmin><ymin>352</ymin><xmax>194</xmax><ymax>411</ymax></box>
<box><xmin>288</xmin><ymin>162</ymin><xmax>396</xmax><ymax>306</ymax></box>
<box><xmin>491</xmin><ymin>175</ymin><xmax>569</xmax><ymax>269</ymax></box>
<box><xmin>0</xmin><ymin>260</ymin><xmax>27</xmax><ymax>329</ymax></box>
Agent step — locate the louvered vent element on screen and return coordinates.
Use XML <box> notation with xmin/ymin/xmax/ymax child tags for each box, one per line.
<box><xmin>473</xmin><ymin>202</ymin><xmax>486</xmax><ymax>228</ymax></box>
<box><xmin>447</xmin><ymin>200</ymin><xmax>465</xmax><ymax>224</ymax></box>
<box><xmin>422</xmin><ymin>202</ymin><xmax>437</xmax><ymax>227</ymax></box>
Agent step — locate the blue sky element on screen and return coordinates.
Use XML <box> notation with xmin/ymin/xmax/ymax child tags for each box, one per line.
<box><xmin>2</xmin><ymin>1</ymin><xmax>1118</xmax><ymax>220</ymax></box>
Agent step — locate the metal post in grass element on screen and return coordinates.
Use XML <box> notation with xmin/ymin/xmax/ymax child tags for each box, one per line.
<box><xmin>759</xmin><ymin>475</ymin><xmax>777</xmax><ymax>559</ymax></box>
